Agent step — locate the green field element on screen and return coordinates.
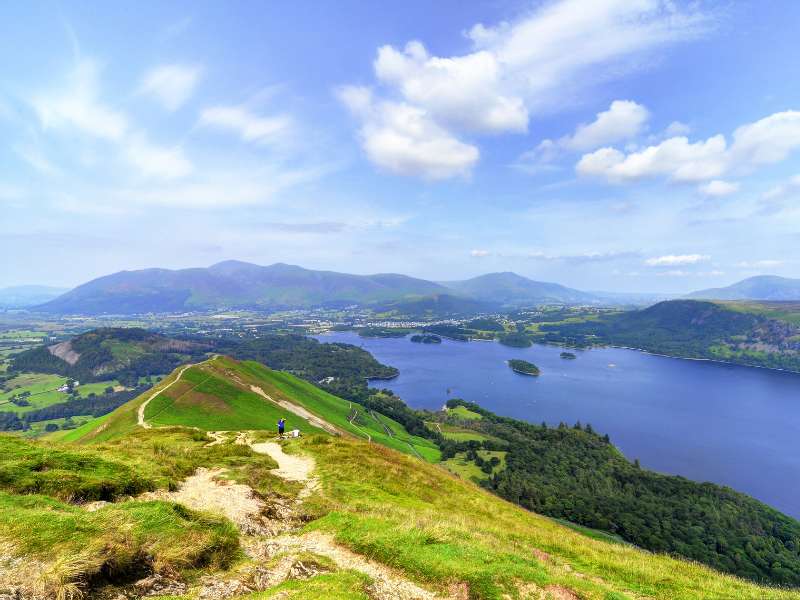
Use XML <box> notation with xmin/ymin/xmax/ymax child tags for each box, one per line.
<box><xmin>0</xmin><ymin>373</ymin><xmax>68</xmax><ymax>413</ymax></box>
<box><xmin>443</xmin><ymin>450</ymin><xmax>507</xmax><ymax>482</ymax></box>
<box><xmin>446</xmin><ymin>405</ymin><xmax>483</xmax><ymax>420</ymax></box>
<box><xmin>0</xmin><ymin>373</ymin><xmax>121</xmax><ymax>415</ymax></box>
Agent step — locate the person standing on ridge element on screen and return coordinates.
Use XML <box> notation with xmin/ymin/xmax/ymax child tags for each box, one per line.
<box><xmin>278</xmin><ymin>417</ymin><xmax>286</xmax><ymax>437</ymax></box>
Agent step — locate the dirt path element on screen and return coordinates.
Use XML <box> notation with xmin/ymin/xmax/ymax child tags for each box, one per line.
<box><xmin>249</xmin><ymin>385</ymin><xmax>345</xmax><ymax>436</ymax></box>
<box><xmin>250</xmin><ymin>440</ymin><xmax>315</xmax><ymax>482</ymax></box>
<box><xmin>249</xmin><ymin>532</ymin><xmax>437</xmax><ymax>600</ymax></box>
<box><xmin>137</xmin><ymin>363</ymin><xmax>194</xmax><ymax>429</ymax></box>
<box><xmin>139</xmin><ymin>467</ymin><xmax>270</xmax><ymax>535</ymax></box>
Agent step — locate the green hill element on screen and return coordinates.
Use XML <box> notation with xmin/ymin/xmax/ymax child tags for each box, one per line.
<box><xmin>72</xmin><ymin>356</ymin><xmax>439</xmax><ymax>461</ymax></box>
<box><xmin>541</xmin><ymin>299</ymin><xmax>800</xmax><ymax>371</ymax></box>
<box><xmin>2</xmin><ymin>410</ymin><xmax>799</xmax><ymax>598</ymax></box>
<box><xmin>10</xmin><ymin>327</ymin><xmax>212</xmax><ymax>385</ymax></box>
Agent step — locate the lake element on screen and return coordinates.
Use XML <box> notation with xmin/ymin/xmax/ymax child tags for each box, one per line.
<box><xmin>316</xmin><ymin>331</ymin><xmax>800</xmax><ymax>518</ymax></box>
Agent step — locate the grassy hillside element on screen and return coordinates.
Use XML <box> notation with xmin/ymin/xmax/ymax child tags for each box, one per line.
<box><xmin>2</xmin><ymin>427</ymin><xmax>798</xmax><ymax>599</ymax></box>
<box><xmin>71</xmin><ymin>356</ymin><xmax>439</xmax><ymax>461</ymax></box>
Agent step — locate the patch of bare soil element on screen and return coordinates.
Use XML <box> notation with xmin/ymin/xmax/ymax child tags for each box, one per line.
<box><xmin>246</xmin><ymin>532</ymin><xmax>437</xmax><ymax>600</ymax></box>
<box><xmin>139</xmin><ymin>467</ymin><xmax>270</xmax><ymax>535</ymax></box>
<box><xmin>48</xmin><ymin>340</ymin><xmax>80</xmax><ymax>365</ymax></box>
<box><xmin>249</xmin><ymin>386</ymin><xmax>345</xmax><ymax>436</ymax></box>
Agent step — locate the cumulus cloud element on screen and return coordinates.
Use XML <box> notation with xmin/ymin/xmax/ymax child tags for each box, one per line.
<box><xmin>699</xmin><ymin>179</ymin><xmax>739</xmax><ymax>197</ymax></box>
<box><xmin>340</xmin><ymin>0</ymin><xmax>711</xmax><ymax>178</ymax></box>
<box><xmin>645</xmin><ymin>254</ymin><xmax>709</xmax><ymax>266</ymax></box>
<box><xmin>562</xmin><ymin>100</ymin><xmax>649</xmax><ymax>151</ymax></box>
<box><xmin>664</xmin><ymin>121</ymin><xmax>691</xmax><ymax>136</ymax></box>
<box><xmin>578</xmin><ymin>110</ymin><xmax>800</xmax><ymax>184</ymax></box>
<box><xmin>470</xmin><ymin>249</ymin><xmax>491</xmax><ymax>257</ymax></box>
<box><xmin>139</xmin><ymin>64</ymin><xmax>202</xmax><ymax>110</ymax></box>
<box><xmin>374</xmin><ymin>41</ymin><xmax>528</xmax><ymax>134</ymax></box>
<box><xmin>199</xmin><ymin>105</ymin><xmax>292</xmax><ymax>144</ymax></box>
<box><xmin>577</xmin><ymin>135</ymin><xmax>727</xmax><ymax>182</ymax></box>
<box><xmin>338</xmin><ymin>86</ymin><xmax>479</xmax><ymax>180</ymax></box>
<box><xmin>517</xmin><ymin>99</ymin><xmax>649</xmax><ymax>171</ymax></box>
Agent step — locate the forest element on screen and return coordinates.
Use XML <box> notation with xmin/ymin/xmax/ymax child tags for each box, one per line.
<box><xmin>440</xmin><ymin>399</ymin><xmax>800</xmax><ymax>586</ymax></box>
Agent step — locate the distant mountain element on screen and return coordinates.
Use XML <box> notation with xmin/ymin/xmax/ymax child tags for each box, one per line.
<box><xmin>0</xmin><ymin>285</ymin><xmax>68</xmax><ymax>308</ymax></box>
<box><xmin>373</xmin><ymin>293</ymin><xmax>499</xmax><ymax>318</ymax></box>
<box><xmin>442</xmin><ymin>272</ymin><xmax>597</xmax><ymax>307</ymax></box>
<box><xmin>38</xmin><ymin>260</ymin><xmax>450</xmax><ymax>314</ymax></box>
<box><xmin>688</xmin><ymin>275</ymin><xmax>800</xmax><ymax>301</ymax></box>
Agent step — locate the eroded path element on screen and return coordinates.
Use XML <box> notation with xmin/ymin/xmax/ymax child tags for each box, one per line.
<box><xmin>137</xmin><ymin>363</ymin><xmax>194</xmax><ymax>429</ymax></box>
<box><xmin>249</xmin><ymin>385</ymin><xmax>345</xmax><ymax>436</ymax></box>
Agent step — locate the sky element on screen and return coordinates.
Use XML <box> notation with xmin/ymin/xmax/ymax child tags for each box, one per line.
<box><xmin>2</xmin><ymin>0</ymin><xmax>800</xmax><ymax>293</ymax></box>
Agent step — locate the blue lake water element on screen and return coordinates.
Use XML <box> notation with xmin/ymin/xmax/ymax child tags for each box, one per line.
<box><xmin>316</xmin><ymin>331</ymin><xmax>800</xmax><ymax>518</ymax></box>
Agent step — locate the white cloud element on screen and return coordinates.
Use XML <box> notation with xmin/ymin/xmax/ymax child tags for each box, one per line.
<box><xmin>645</xmin><ymin>254</ymin><xmax>709</xmax><ymax>266</ymax></box>
<box><xmin>139</xmin><ymin>64</ymin><xmax>202</xmax><ymax>111</ymax></box>
<box><xmin>199</xmin><ymin>105</ymin><xmax>292</xmax><ymax>144</ymax></box>
<box><xmin>518</xmin><ymin>99</ymin><xmax>649</xmax><ymax>171</ymax></box>
<box><xmin>374</xmin><ymin>41</ymin><xmax>528</xmax><ymax>134</ymax></box>
<box><xmin>562</xmin><ymin>100</ymin><xmax>649</xmax><ymax>151</ymax></box>
<box><xmin>664</xmin><ymin>121</ymin><xmax>691</xmax><ymax>136</ymax></box>
<box><xmin>577</xmin><ymin>135</ymin><xmax>727</xmax><ymax>182</ymax></box>
<box><xmin>699</xmin><ymin>179</ymin><xmax>739</xmax><ymax>197</ymax></box>
<box><xmin>338</xmin><ymin>86</ymin><xmax>478</xmax><ymax>180</ymax></box>
<box><xmin>578</xmin><ymin>110</ymin><xmax>800</xmax><ymax>184</ymax></box>
<box><xmin>125</xmin><ymin>134</ymin><xmax>193</xmax><ymax>180</ymax></box>
<box><xmin>728</xmin><ymin>111</ymin><xmax>800</xmax><ymax>166</ymax></box>
<box><xmin>32</xmin><ymin>59</ymin><xmax>128</xmax><ymax>140</ymax></box>
<box><xmin>464</xmin><ymin>0</ymin><xmax>710</xmax><ymax>112</ymax></box>
<box><xmin>470</xmin><ymin>249</ymin><xmax>491</xmax><ymax>257</ymax></box>
<box><xmin>341</xmin><ymin>0</ymin><xmax>711</xmax><ymax>178</ymax></box>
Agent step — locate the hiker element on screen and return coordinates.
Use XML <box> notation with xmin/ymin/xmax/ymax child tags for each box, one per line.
<box><xmin>278</xmin><ymin>417</ymin><xmax>286</xmax><ymax>437</ymax></box>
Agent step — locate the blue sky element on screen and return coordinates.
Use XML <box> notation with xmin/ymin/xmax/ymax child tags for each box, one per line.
<box><xmin>2</xmin><ymin>0</ymin><xmax>800</xmax><ymax>293</ymax></box>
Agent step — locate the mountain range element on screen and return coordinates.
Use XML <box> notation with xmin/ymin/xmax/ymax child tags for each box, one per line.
<box><xmin>688</xmin><ymin>275</ymin><xmax>800</xmax><ymax>301</ymax></box>
<box><xmin>35</xmin><ymin>261</ymin><xmax>636</xmax><ymax>315</ymax></box>
<box><xmin>24</xmin><ymin>262</ymin><xmax>800</xmax><ymax>315</ymax></box>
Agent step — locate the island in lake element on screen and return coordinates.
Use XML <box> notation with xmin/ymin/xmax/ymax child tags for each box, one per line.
<box><xmin>410</xmin><ymin>334</ymin><xmax>442</xmax><ymax>344</ymax></box>
<box><xmin>560</xmin><ymin>351</ymin><xmax>577</xmax><ymax>359</ymax></box>
<box><xmin>508</xmin><ymin>359</ymin><xmax>540</xmax><ymax>376</ymax></box>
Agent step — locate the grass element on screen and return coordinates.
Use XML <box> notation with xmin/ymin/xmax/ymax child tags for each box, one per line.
<box><xmin>231</xmin><ymin>359</ymin><xmax>440</xmax><ymax>461</ymax></box>
<box><xmin>0</xmin><ymin>373</ymin><xmax>69</xmax><ymax>414</ymax></box>
<box><xmin>428</xmin><ymin>422</ymin><xmax>505</xmax><ymax>444</ymax></box>
<box><xmin>447</xmin><ymin>405</ymin><xmax>483</xmax><ymax>420</ymax></box>
<box><xmin>0</xmin><ymin>427</ymin><xmax>295</xmax><ymax>598</ymax></box>
<box><xmin>241</xmin><ymin>571</ymin><xmax>372</xmax><ymax>599</ymax></box>
<box><xmin>0</xmin><ymin>492</ymin><xmax>238</xmax><ymax>597</ymax></box>
<box><xmin>145</xmin><ymin>363</ymin><xmax>323</xmax><ymax>433</ymax></box>
<box><xmin>18</xmin><ymin>415</ymin><xmax>95</xmax><ymax>439</ymax></box>
<box><xmin>442</xmin><ymin>450</ymin><xmax>506</xmax><ymax>482</ymax></box>
<box><xmin>295</xmin><ymin>435</ymin><xmax>800</xmax><ymax>600</ymax></box>
<box><xmin>75</xmin><ymin>356</ymin><xmax>438</xmax><ymax>462</ymax></box>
